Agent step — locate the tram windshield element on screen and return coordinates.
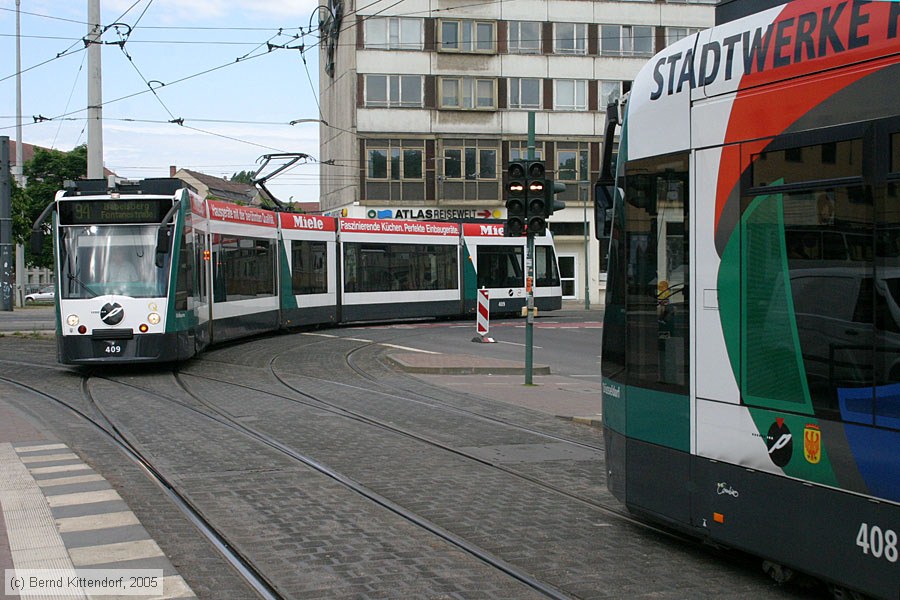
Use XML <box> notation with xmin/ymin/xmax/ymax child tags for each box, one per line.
<box><xmin>59</xmin><ymin>225</ymin><xmax>170</xmax><ymax>299</ymax></box>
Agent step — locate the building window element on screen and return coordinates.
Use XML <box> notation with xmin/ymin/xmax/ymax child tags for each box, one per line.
<box><xmin>666</xmin><ymin>27</ymin><xmax>702</xmax><ymax>46</ymax></box>
<box><xmin>368</xmin><ymin>143</ymin><xmax>424</xmax><ymax>180</ymax></box>
<box><xmin>364</xmin><ymin>75</ymin><xmax>423</xmax><ymax>108</ymax></box>
<box><xmin>556</xmin><ymin>144</ymin><xmax>590</xmax><ymax>181</ymax></box>
<box><xmin>509</xmin><ymin>78</ymin><xmax>541</xmax><ymax>110</ymax></box>
<box><xmin>364</xmin><ymin>17</ymin><xmax>424</xmax><ymax>50</ymax></box>
<box><xmin>554</xmin><ymin>80</ymin><xmax>588</xmax><ymax>111</ymax></box>
<box><xmin>601</xmin><ymin>24</ymin><xmax>654</xmax><ymax>56</ymax></box>
<box><xmin>554</xmin><ymin>23</ymin><xmax>587</xmax><ymax>55</ymax></box>
<box><xmin>443</xmin><ymin>143</ymin><xmax>498</xmax><ymax>180</ymax></box>
<box><xmin>600</xmin><ymin>80</ymin><xmax>622</xmax><ymax>107</ymax></box>
<box><xmin>439</xmin><ymin>19</ymin><xmax>496</xmax><ymax>53</ymax></box>
<box><xmin>439</xmin><ymin>77</ymin><xmax>497</xmax><ymax>110</ymax></box>
<box><xmin>508</xmin><ymin>21</ymin><xmax>541</xmax><ymax>54</ymax></box>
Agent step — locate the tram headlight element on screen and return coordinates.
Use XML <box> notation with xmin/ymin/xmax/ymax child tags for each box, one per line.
<box><xmin>66</xmin><ymin>314</ymin><xmax>80</xmax><ymax>327</ymax></box>
<box><xmin>147</xmin><ymin>312</ymin><xmax>161</xmax><ymax>325</ymax></box>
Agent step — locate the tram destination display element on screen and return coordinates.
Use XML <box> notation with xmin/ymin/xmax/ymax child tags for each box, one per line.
<box><xmin>59</xmin><ymin>198</ymin><xmax>171</xmax><ymax>225</ymax></box>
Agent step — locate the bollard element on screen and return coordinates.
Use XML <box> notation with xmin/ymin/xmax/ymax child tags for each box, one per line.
<box><xmin>472</xmin><ymin>288</ymin><xmax>496</xmax><ymax>343</ymax></box>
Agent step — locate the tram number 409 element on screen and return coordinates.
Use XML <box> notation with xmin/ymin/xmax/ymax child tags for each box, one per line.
<box><xmin>104</xmin><ymin>344</ymin><xmax>124</xmax><ymax>354</ymax></box>
<box><xmin>855</xmin><ymin>522</ymin><xmax>898</xmax><ymax>563</ymax></box>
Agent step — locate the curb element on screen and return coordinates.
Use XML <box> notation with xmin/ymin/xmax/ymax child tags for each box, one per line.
<box><xmin>569</xmin><ymin>416</ymin><xmax>603</xmax><ymax>428</ymax></box>
<box><xmin>387</xmin><ymin>353</ymin><xmax>551</xmax><ymax>376</ymax></box>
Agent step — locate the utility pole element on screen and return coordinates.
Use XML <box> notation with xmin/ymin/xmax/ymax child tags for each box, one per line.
<box><xmin>14</xmin><ymin>0</ymin><xmax>24</xmax><ymax>307</ymax></box>
<box><xmin>87</xmin><ymin>0</ymin><xmax>104</xmax><ymax>179</ymax></box>
<box><xmin>1</xmin><ymin>138</ymin><xmax>12</xmax><ymax>312</ymax></box>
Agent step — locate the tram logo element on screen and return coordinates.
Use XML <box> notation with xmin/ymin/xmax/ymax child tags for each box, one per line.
<box><xmin>100</xmin><ymin>302</ymin><xmax>124</xmax><ymax>326</ymax></box>
<box><xmin>803</xmin><ymin>424</ymin><xmax>822</xmax><ymax>464</ymax></box>
<box><xmin>766</xmin><ymin>418</ymin><xmax>793</xmax><ymax>468</ymax></box>
<box><xmin>716</xmin><ymin>482</ymin><xmax>739</xmax><ymax>497</ymax></box>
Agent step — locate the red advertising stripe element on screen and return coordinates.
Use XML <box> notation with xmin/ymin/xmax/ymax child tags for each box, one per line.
<box><xmin>279</xmin><ymin>212</ymin><xmax>337</xmax><ymax>231</ymax></box>
<box><xmin>340</xmin><ymin>219</ymin><xmax>460</xmax><ymax>236</ymax></box>
<box><xmin>207</xmin><ymin>199</ymin><xmax>276</xmax><ymax>227</ymax></box>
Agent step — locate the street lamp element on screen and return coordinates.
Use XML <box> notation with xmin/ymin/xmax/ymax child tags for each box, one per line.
<box><xmin>289</xmin><ymin>118</ymin><xmax>329</xmax><ymax>126</ymax></box>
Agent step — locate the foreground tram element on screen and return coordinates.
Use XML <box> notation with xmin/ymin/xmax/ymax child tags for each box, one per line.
<box><xmin>35</xmin><ymin>178</ymin><xmax>561</xmax><ymax>365</ymax></box>
<box><xmin>599</xmin><ymin>0</ymin><xmax>899</xmax><ymax>597</ymax></box>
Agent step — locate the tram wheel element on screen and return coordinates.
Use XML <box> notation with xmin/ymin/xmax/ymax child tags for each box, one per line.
<box><xmin>762</xmin><ymin>560</ymin><xmax>795</xmax><ymax>584</ymax></box>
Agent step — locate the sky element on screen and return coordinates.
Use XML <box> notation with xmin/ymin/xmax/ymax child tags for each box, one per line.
<box><xmin>1</xmin><ymin>0</ymin><xmax>325</xmax><ymax>204</ymax></box>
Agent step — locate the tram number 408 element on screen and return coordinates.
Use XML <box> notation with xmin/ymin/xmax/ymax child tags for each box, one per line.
<box><xmin>855</xmin><ymin>522</ymin><xmax>898</xmax><ymax>563</ymax></box>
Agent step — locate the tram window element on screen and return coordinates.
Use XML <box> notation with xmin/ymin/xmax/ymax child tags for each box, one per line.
<box><xmin>752</xmin><ymin>139</ymin><xmax>863</xmax><ymax>187</ymax></box>
<box><xmin>195</xmin><ymin>233</ymin><xmax>208</xmax><ymax>304</ymax></box>
<box><xmin>476</xmin><ymin>246</ymin><xmax>524</xmax><ymax>288</ymax></box>
<box><xmin>215</xmin><ymin>237</ymin><xmax>275</xmax><ymax>301</ymax></box>
<box><xmin>58</xmin><ymin>225</ymin><xmax>167</xmax><ymax>299</ymax></box>
<box><xmin>344</xmin><ymin>242</ymin><xmax>458</xmax><ymax>292</ymax></box>
<box><xmin>875</xmin><ymin>182</ymin><xmax>900</xmax><ymax>430</ymax></box>
<box><xmin>291</xmin><ymin>241</ymin><xmax>327</xmax><ymax>295</ymax></box>
<box><xmin>174</xmin><ymin>233</ymin><xmax>194</xmax><ymax>310</ymax></box>
<box><xmin>535</xmin><ymin>246</ymin><xmax>560</xmax><ymax>287</ymax></box>
<box><xmin>622</xmin><ymin>152</ymin><xmax>689</xmax><ymax>394</ymax></box>
<box><xmin>740</xmin><ymin>171</ymin><xmax>896</xmax><ymax>424</ymax></box>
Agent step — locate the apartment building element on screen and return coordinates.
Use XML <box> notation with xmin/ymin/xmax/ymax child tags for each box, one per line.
<box><xmin>318</xmin><ymin>0</ymin><xmax>713</xmax><ymax>303</ymax></box>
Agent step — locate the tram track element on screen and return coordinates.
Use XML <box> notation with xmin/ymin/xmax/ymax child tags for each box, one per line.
<box><xmin>0</xmin><ymin>370</ymin><xmax>281</xmax><ymax>600</ymax></box>
<box><xmin>58</xmin><ymin>367</ymin><xmax>572</xmax><ymax>599</ymax></box>
<box><xmin>0</xmin><ymin>343</ymin><xmax>811</xmax><ymax>599</ymax></box>
<box><xmin>52</xmin><ymin>360</ymin><xmax>629</xmax><ymax>599</ymax></box>
<box><xmin>0</xmin><ymin>353</ymin><xmax>569</xmax><ymax>598</ymax></box>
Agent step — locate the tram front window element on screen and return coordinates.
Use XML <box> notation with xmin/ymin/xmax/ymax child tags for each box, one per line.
<box><xmin>60</xmin><ymin>225</ymin><xmax>169</xmax><ymax>299</ymax></box>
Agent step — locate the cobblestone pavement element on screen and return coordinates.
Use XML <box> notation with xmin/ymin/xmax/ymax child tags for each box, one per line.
<box><xmin>0</xmin><ymin>329</ymin><xmax>824</xmax><ymax>600</ymax></box>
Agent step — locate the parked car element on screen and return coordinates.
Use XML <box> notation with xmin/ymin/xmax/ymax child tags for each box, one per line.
<box><xmin>24</xmin><ymin>286</ymin><xmax>55</xmax><ymax>303</ymax></box>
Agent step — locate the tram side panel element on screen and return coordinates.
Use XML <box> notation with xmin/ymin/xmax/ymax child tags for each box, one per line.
<box><xmin>204</xmin><ymin>200</ymin><xmax>280</xmax><ymax>343</ymax></box>
<box><xmin>689</xmin><ymin>47</ymin><xmax>900</xmax><ymax>600</ymax></box>
<box><xmin>693</xmin><ymin>136</ymin><xmax>900</xmax><ymax>600</ymax></box>
<box><xmin>338</xmin><ymin>219</ymin><xmax>463</xmax><ymax>322</ymax></box>
<box><xmin>278</xmin><ymin>213</ymin><xmax>338</xmax><ymax>328</ymax></box>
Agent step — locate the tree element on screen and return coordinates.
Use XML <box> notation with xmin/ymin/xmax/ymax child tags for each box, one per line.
<box><xmin>230</xmin><ymin>169</ymin><xmax>256</xmax><ymax>184</ymax></box>
<box><xmin>17</xmin><ymin>145</ymin><xmax>88</xmax><ymax>269</ymax></box>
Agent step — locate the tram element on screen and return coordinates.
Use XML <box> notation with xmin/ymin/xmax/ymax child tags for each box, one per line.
<box><xmin>598</xmin><ymin>0</ymin><xmax>899</xmax><ymax>597</ymax></box>
<box><xmin>35</xmin><ymin>178</ymin><xmax>561</xmax><ymax>365</ymax></box>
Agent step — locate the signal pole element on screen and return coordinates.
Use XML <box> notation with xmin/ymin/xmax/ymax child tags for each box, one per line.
<box><xmin>505</xmin><ymin>114</ymin><xmax>564</xmax><ymax>386</ymax></box>
<box><xmin>525</xmin><ymin>112</ymin><xmax>536</xmax><ymax>385</ymax></box>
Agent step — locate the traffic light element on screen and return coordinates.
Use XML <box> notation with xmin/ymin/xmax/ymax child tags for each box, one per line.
<box><xmin>505</xmin><ymin>161</ymin><xmax>527</xmax><ymax>237</ymax></box>
<box><xmin>525</xmin><ymin>161</ymin><xmax>547</xmax><ymax>236</ymax></box>
<box><xmin>544</xmin><ymin>178</ymin><xmax>567</xmax><ymax>218</ymax></box>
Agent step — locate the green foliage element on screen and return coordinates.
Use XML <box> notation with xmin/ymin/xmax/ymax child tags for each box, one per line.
<box><xmin>17</xmin><ymin>145</ymin><xmax>88</xmax><ymax>269</ymax></box>
<box><xmin>230</xmin><ymin>169</ymin><xmax>256</xmax><ymax>184</ymax></box>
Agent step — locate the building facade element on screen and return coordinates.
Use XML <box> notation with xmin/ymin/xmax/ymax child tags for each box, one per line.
<box><xmin>318</xmin><ymin>0</ymin><xmax>714</xmax><ymax>303</ymax></box>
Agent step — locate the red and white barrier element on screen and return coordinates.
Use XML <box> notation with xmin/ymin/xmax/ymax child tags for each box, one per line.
<box><xmin>473</xmin><ymin>289</ymin><xmax>496</xmax><ymax>343</ymax></box>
